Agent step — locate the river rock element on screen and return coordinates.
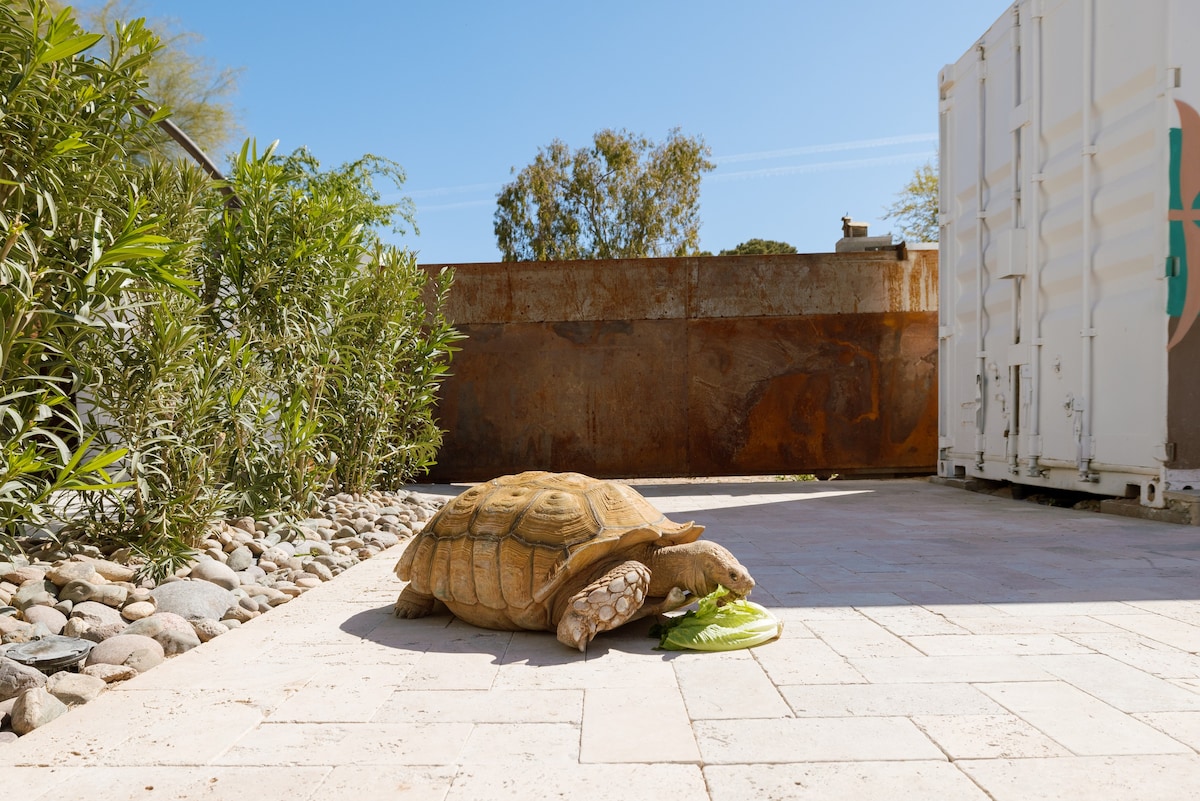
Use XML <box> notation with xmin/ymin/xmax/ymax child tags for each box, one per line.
<box><xmin>187</xmin><ymin>558</ymin><xmax>240</xmax><ymax>591</ymax></box>
<box><xmin>67</xmin><ymin>601</ymin><xmax>127</xmax><ymax>642</ymax></box>
<box><xmin>59</xmin><ymin>579</ymin><xmax>96</xmax><ymax>603</ymax></box>
<box><xmin>221</xmin><ymin>604</ymin><xmax>256</xmax><ymax>623</ymax></box>
<box><xmin>225</xmin><ymin>545</ymin><xmax>254</xmax><ymax>572</ymax></box>
<box><xmin>2</xmin><ymin>565</ymin><xmax>45</xmax><ymax>585</ymax></box>
<box><xmin>0</xmin><ymin>616</ymin><xmax>34</xmax><ymax>639</ymax></box>
<box><xmin>46</xmin><ymin>671</ymin><xmax>106</xmax><ymax>706</ymax></box>
<box><xmin>81</xmin><ymin>663</ymin><xmax>138</xmax><ymax>683</ymax></box>
<box><xmin>231</xmin><ymin>516</ymin><xmax>257</xmax><ymax>535</ymax></box>
<box><xmin>151</xmin><ymin>580</ymin><xmax>236</xmax><ymax>621</ymax></box>
<box><xmin>90</xmin><ymin>559</ymin><xmax>137</xmax><ymax>583</ymax></box>
<box><xmin>303</xmin><ymin>561</ymin><xmax>334</xmax><ymax>582</ymax></box>
<box><xmin>21</xmin><ymin>605</ymin><xmax>67</xmax><ymax>635</ymax></box>
<box><xmin>365</xmin><ymin>530</ymin><xmax>400</xmax><ymax>549</ymax></box>
<box><xmin>86</xmin><ymin>633</ymin><xmax>164</xmax><ymax>672</ymax></box>
<box><xmin>11</xmin><ymin>686</ymin><xmax>68</xmax><ymax>734</ymax></box>
<box><xmin>89</xmin><ymin>583</ymin><xmax>129</xmax><ymax>608</ymax></box>
<box><xmin>0</xmin><ymin>656</ymin><xmax>46</xmax><ymax>701</ymax></box>
<box><xmin>299</xmin><ymin>539</ymin><xmax>333</xmax><ymax>556</ymax></box>
<box><xmin>121</xmin><ymin>600</ymin><xmax>157</xmax><ymax>621</ymax></box>
<box><xmin>190</xmin><ymin>618</ymin><xmax>227</xmax><ymax>643</ymax></box>
<box><xmin>127</xmin><ymin>587</ymin><xmax>153</xmax><ymax>604</ymax></box>
<box><xmin>124</xmin><ymin>612</ymin><xmax>201</xmax><ymax>656</ymax></box>
<box><xmin>15</xmin><ymin>580</ymin><xmax>56</xmax><ymax>611</ymax></box>
<box><xmin>237</xmin><ymin>566</ymin><xmax>267</xmax><ymax>585</ymax></box>
<box><xmin>45</xmin><ymin>561</ymin><xmax>97</xmax><ymax>587</ymax></box>
<box><xmin>2</xmin><ymin>622</ymin><xmax>45</xmax><ymax>643</ymax></box>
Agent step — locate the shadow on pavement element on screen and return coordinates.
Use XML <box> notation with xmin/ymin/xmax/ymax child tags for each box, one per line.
<box><xmin>350</xmin><ymin>479</ymin><xmax>1200</xmax><ymax>657</ymax></box>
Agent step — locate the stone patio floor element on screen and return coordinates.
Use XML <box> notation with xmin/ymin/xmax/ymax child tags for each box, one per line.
<box><xmin>7</xmin><ymin>477</ymin><xmax>1200</xmax><ymax>800</ymax></box>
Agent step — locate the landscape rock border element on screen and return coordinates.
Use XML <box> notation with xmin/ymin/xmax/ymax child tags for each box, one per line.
<box><xmin>0</xmin><ymin>488</ymin><xmax>444</xmax><ymax>740</ymax></box>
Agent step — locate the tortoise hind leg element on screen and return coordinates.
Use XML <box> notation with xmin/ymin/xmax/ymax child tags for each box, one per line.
<box><xmin>394</xmin><ymin>585</ymin><xmax>437</xmax><ymax>618</ymax></box>
<box><xmin>556</xmin><ymin>560</ymin><xmax>652</xmax><ymax>651</ymax></box>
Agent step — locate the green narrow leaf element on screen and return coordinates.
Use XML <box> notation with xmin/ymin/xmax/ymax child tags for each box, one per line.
<box><xmin>77</xmin><ymin>447</ymin><xmax>128</xmax><ymax>474</ymax></box>
<box><xmin>36</xmin><ymin>33</ymin><xmax>104</xmax><ymax>66</ymax></box>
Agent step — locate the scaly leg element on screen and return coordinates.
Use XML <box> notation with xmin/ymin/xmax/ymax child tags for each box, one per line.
<box><xmin>556</xmin><ymin>561</ymin><xmax>651</xmax><ymax>651</ymax></box>
<box><xmin>393</xmin><ymin>585</ymin><xmax>437</xmax><ymax>618</ymax></box>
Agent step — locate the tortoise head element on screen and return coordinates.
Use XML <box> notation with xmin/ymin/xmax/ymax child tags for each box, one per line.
<box><xmin>698</xmin><ymin>541</ymin><xmax>755</xmax><ymax>598</ymax></box>
<box><xmin>653</xmin><ymin>539</ymin><xmax>755</xmax><ymax>599</ymax></box>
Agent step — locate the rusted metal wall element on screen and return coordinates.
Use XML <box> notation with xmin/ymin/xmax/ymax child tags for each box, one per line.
<box><xmin>420</xmin><ymin>248</ymin><xmax>938</xmax><ymax>481</ymax></box>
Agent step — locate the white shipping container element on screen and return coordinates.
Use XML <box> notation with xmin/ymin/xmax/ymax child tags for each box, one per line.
<box><xmin>938</xmin><ymin>0</ymin><xmax>1200</xmax><ymax>505</ymax></box>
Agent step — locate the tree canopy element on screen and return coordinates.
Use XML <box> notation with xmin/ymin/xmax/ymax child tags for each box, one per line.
<box><xmin>882</xmin><ymin>160</ymin><xmax>939</xmax><ymax>243</ymax></box>
<box><xmin>719</xmin><ymin>238</ymin><xmax>797</xmax><ymax>256</ymax></box>
<box><xmin>494</xmin><ymin>128</ymin><xmax>715</xmax><ymax>261</ymax></box>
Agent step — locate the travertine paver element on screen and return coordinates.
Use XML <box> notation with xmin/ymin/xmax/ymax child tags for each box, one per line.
<box><xmin>672</xmin><ymin>650</ymin><xmax>793</xmax><ymax>719</ymax></box>
<box><xmin>580</xmin><ymin>686</ymin><xmax>700</xmax><ymax>763</ymax></box>
<box><xmin>704</xmin><ymin>762</ymin><xmax>992</xmax><ymax>801</ymax></box>
<box><xmin>911</xmin><ymin>713</ymin><xmax>1072</xmax><ymax>759</ymax></box>
<box><xmin>958</xmin><ymin>755</ymin><xmax>1200</xmax><ymax>801</ymax></box>
<box><xmin>977</xmin><ymin>681</ymin><xmax>1194</xmax><ymax>755</ymax></box>
<box><xmin>694</xmin><ymin>716</ymin><xmax>947</xmax><ymax>763</ymax></box>
<box><xmin>780</xmin><ymin>682</ymin><xmax>1005</xmax><ymax>717</ymax></box>
<box><xmin>6</xmin><ymin>478</ymin><xmax>1200</xmax><ymax>799</ymax></box>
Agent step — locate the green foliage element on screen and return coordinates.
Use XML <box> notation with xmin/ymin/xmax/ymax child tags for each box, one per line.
<box><xmin>326</xmin><ymin>248</ymin><xmax>463</xmax><ymax>493</ymax></box>
<box><xmin>882</xmin><ymin>160</ymin><xmax>939</xmax><ymax>243</ymax></box>
<box><xmin>0</xmin><ymin>1</ymin><xmax>178</xmax><ymax>552</ymax></box>
<box><xmin>2</xmin><ymin>2</ymin><xmax>459</xmax><ymax>576</ymax></box>
<box><xmin>56</xmin><ymin>0</ymin><xmax>242</xmax><ymax>156</ymax></box>
<box><xmin>494</xmin><ymin>128</ymin><xmax>715</xmax><ymax>261</ymax></box>
<box><xmin>719</xmin><ymin>238</ymin><xmax>797</xmax><ymax>256</ymax></box>
<box><xmin>199</xmin><ymin>141</ymin><xmax>428</xmax><ymax>518</ymax></box>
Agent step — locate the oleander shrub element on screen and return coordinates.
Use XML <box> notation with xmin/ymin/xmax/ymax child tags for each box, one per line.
<box><xmin>2</xmin><ymin>2</ymin><xmax>460</xmax><ymax>577</ymax></box>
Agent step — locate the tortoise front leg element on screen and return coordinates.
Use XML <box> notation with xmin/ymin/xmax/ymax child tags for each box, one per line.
<box><xmin>393</xmin><ymin>585</ymin><xmax>437</xmax><ymax>618</ymax></box>
<box><xmin>556</xmin><ymin>560</ymin><xmax>651</xmax><ymax>651</ymax></box>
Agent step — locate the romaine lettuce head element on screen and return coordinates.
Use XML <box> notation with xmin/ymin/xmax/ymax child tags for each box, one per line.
<box><xmin>650</xmin><ymin>585</ymin><xmax>783</xmax><ymax>651</ymax></box>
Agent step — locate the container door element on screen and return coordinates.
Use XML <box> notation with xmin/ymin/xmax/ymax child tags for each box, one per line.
<box><xmin>940</xmin><ymin>0</ymin><xmax>1185</xmax><ymax>503</ymax></box>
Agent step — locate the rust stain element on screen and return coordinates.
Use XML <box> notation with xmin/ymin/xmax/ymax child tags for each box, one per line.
<box><xmin>424</xmin><ymin>252</ymin><xmax>939</xmax><ymax>481</ymax></box>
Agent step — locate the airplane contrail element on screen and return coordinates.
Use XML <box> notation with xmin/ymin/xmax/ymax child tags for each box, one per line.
<box><xmin>403</xmin><ymin>134</ymin><xmax>938</xmax><ymax>209</ymax></box>
<box><xmin>417</xmin><ymin>198</ymin><xmax>495</xmax><ymax>212</ymax></box>
<box><xmin>711</xmin><ymin>133</ymin><xmax>937</xmax><ymax>165</ymax></box>
<box><xmin>405</xmin><ymin>182</ymin><xmax>499</xmax><ymax>199</ymax></box>
<box><xmin>709</xmin><ymin>150</ymin><xmax>936</xmax><ymax>181</ymax></box>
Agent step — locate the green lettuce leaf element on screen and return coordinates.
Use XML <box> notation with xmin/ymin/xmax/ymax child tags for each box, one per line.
<box><xmin>649</xmin><ymin>585</ymin><xmax>783</xmax><ymax>651</ymax></box>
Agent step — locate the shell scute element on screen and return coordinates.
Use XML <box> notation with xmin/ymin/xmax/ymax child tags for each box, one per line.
<box><xmin>471</xmin><ymin>537</ymin><xmax>505</xmax><ymax>609</ymax></box>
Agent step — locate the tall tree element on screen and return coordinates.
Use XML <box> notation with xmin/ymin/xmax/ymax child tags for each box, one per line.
<box><xmin>720</xmin><ymin>238</ymin><xmax>797</xmax><ymax>256</ymax></box>
<box><xmin>59</xmin><ymin>0</ymin><xmax>241</xmax><ymax>155</ymax></box>
<box><xmin>494</xmin><ymin>128</ymin><xmax>715</xmax><ymax>261</ymax></box>
<box><xmin>882</xmin><ymin>160</ymin><xmax>939</xmax><ymax>243</ymax></box>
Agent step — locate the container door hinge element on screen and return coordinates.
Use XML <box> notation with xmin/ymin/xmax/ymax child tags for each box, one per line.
<box><xmin>1165</xmin><ymin>442</ymin><xmax>1177</xmax><ymax>463</ymax></box>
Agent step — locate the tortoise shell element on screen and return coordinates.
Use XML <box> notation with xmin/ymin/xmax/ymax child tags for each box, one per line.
<box><xmin>394</xmin><ymin>471</ymin><xmax>702</xmax><ymax>627</ymax></box>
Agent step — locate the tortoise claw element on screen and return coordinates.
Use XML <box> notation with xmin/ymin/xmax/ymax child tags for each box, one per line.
<box><xmin>393</xmin><ymin>586</ymin><xmax>436</xmax><ymax>618</ymax></box>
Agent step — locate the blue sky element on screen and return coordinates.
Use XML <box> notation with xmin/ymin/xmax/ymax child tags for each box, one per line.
<box><xmin>98</xmin><ymin>1</ymin><xmax>1011</xmax><ymax>264</ymax></box>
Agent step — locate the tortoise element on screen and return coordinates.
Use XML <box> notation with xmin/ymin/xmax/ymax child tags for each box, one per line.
<box><xmin>393</xmin><ymin>471</ymin><xmax>755</xmax><ymax>650</ymax></box>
